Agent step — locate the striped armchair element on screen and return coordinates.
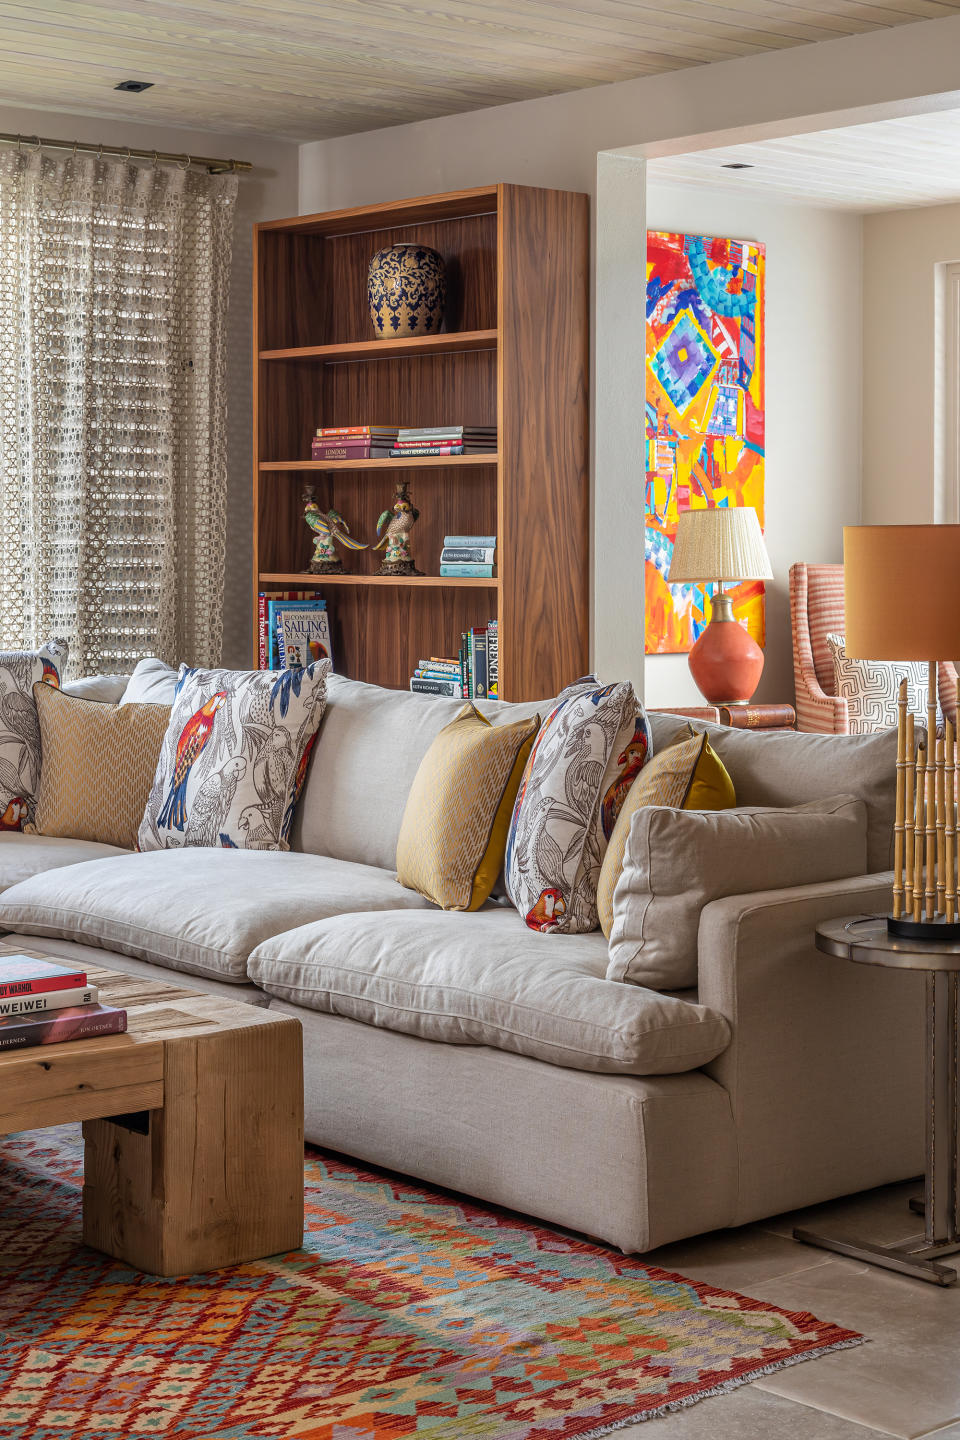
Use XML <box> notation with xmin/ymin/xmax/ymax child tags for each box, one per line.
<box><xmin>789</xmin><ymin>561</ymin><xmax>958</xmax><ymax>733</ymax></box>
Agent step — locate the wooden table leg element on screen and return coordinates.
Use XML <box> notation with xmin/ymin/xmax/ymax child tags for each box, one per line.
<box><xmin>82</xmin><ymin>1015</ymin><xmax>303</xmax><ymax>1276</ymax></box>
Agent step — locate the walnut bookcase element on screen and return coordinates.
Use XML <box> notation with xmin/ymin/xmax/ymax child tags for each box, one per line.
<box><xmin>253</xmin><ymin>183</ymin><xmax>589</xmax><ymax>701</ymax></box>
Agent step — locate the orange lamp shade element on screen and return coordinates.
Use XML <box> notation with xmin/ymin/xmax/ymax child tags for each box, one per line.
<box><xmin>843</xmin><ymin>525</ymin><xmax>960</xmax><ymax>661</ymax></box>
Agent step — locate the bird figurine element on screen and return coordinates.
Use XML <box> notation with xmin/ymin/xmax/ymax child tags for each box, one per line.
<box><xmin>373</xmin><ymin>480</ymin><xmax>422</xmax><ymax>576</ymax></box>
<box><xmin>157</xmin><ymin>692</ymin><xmax>227</xmax><ymax>832</ymax></box>
<box><xmin>303</xmin><ymin>487</ymin><xmax>367</xmax><ymax>575</ymax></box>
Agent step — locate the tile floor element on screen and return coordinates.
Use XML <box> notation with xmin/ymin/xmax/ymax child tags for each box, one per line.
<box><xmin>617</xmin><ymin>1180</ymin><xmax>960</xmax><ymax>1439</ymax></box>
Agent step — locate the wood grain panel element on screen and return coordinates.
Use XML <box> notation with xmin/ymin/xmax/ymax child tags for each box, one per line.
<box><xmin>497</xmin><ymin>184</ymin><xmax>590</xmax><ymax>700</ymax></box>
<box><xmin>260</xmin><ymin>330</ymin><xmax>498</xmax><ymax>363</ymax></box>
<box><xmin>2</xmin><ymin>6</ymin><xmax>958</xmax><ymax>142</ymax></box>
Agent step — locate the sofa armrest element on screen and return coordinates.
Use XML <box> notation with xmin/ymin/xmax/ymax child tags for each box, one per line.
<box><xmin>696</xmin><ymin>872</ymin><xmax>924</xmax><ymax>1225</ymax></box>
<box><xmin>795</xmin><ymin>667</ymin><xmax>849</xmax><ymax>734</ymax></box>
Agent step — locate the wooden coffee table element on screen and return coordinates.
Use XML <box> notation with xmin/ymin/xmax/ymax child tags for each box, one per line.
<box><xmin>0</xmin><ymin>957</ymin><xmax>304</xmax><ymax>1277</ymax></box>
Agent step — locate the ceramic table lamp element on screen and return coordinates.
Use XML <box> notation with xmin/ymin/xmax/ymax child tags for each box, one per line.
<box><xmin>844</xmin><ymin>524</ymin><xmax>960</xmax><ymax>938</ymax></box>
<box><xmin>667</xmin><ymin>507</ymin><xmax>773</xmax><ymax>706</ymax></box>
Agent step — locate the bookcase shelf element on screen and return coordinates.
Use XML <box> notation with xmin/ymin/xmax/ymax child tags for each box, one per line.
<box><xmin>259</xmin><ymin>455</ymin><xmax>498</xmax><ymax>472</ymax></box>
<box><xmin>253</xmin><ymin>183</ymin><xmax>589</xmax><ymax>700</ymax></box>
<box><xmin>259</xmin><ymin>330</ymin><xmax>498</xmax><ymax>364</ymax></box>
<box><xmin>260</xmin><ymin>572</ymin><xmax>499</xmax><ymax>589</ymax></box>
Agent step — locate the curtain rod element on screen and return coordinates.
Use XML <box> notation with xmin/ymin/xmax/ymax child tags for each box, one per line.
<box><xmin>0</xmin><ymin>132</ymin><xmax>251</xmax><ymax>174</ymax></box>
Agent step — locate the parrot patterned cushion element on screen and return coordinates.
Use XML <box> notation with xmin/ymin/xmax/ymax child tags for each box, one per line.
<box><xmin>138</xmin><ymin>659</ymin><xmax>331</xmax><ymax>853</ymax></box>
<box><xmin>0</xmin><ymin>638</ymin><xmax>68</xmax><ymax>830</ymax></box>
<box><xmin>504</xmin><ymin>677</ymin><xmax>651</xmax><ymax>935</ymax></box>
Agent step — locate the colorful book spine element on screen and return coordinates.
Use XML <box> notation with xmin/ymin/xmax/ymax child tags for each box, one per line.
<box><xmin>440</xmin><ymin>547</ymin><xmax>496</xmax><ymax>564</ymax></box>
<box><xmin>316</xmin><ymin>426</ymin><xmax>397</xmax><ymax>437</ymax></box>
<box><xmin>445</xmin><ymin>535</ymin><xmax>496</xmax><ymax>547</ymax></box>
<box><xmin>267</xmin><ymin>598</ymin><xmax>326</xmax><ymax>668</ymax></box>
<box><xmin>258</xmin><ymin>594</ymin><xmax>268</xmax><ymax>669</ymax></box>
<box><xmin>398</xmin><ymin>427</ymin><xmax>496</xmax><ymax>439</ymax></box>
<box><xmin>0</xmin><ymin>1004</ymin><xmax>127</xmax><ymax>1051</ymax></box>
<box><xmin>0</xmin><ymin>985</ymin><xmax>99</xmax><ymax>1017</ymax></box>
<box><xmin>417</xmin><ymin>658</ymin><xmax>460</xmax><ymax>675</ymax></box>
<box><xmin>440</xmin><ymin>564</ymin><xmax>495</xmax><ymax>577</ymax></box>
<box><xmin>471</xmin><ymin>627</ymin><xmax>489</xmax><ymax>699</ymax></box>
<box><xmin>0</xmin><ymin>961</ymin><xmax>86</xmax><ymax>999</ymax></box>
<box><xmin>459</xmin><ymin>637</ymin><xmax>469</xmax><ymax>698</ymax></box>
<box><xmin>410</xmin><ymin>678</ymin><xmax>462</xmax><ymax>697</ymax></box>
<box><xmin>487</xmin><ymin>620</ymin><xmax>499</xmax><ymax>699</ymax></box>
<box><xmin>312</xmin><ymin>440</ymin><xmax>395</xmax><ymax>461</ymax></box>
<box><xmin>388</xmin><ymin>445</ymin><xmax>464</xmax><ymax>458</ymax></box>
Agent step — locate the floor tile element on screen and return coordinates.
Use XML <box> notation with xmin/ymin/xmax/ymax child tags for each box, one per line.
<box><xmin>763</xmin><ymin>1181</ymin><xmax>924</xmax><ymax>1248</ymax></box>
<box><xmin>612</xmin><ymin>1384</ymin><xmax>897</xmax><ymax>1438</ymax></box>
<box><xmin>643</xmin><ymin>1223</ymin><xmax>836</xmax><ymax>1289</ymax></box>
<box><xmin>741</xmin><ymin>1257</ymin><xmax>960</xmax><ymax>1438</ymax></box>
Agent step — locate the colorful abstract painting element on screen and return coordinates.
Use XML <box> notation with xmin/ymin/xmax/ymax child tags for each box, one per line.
<box><xmin>646</xmin><ymin>231</ymin><xmax>766</xmax><ymax>654</ymax></box>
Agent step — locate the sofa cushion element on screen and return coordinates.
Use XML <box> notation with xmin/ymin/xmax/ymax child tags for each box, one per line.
<box><xmin>597</xmin><ymin>730</ymin><xmax>735</xmax><ymax>937</ymax></box>
<box><xmin>247</xmin><ymin>907</ymin><xmax>731</xmax><ymax>1075</ymax></box>
<box><xmin>138</xmin><ymin>660</ymin><xmax>330</xmax><ymax>853</ymax></box>
<box><xmin>607</xmin><ymin>795</ymin><xmax>869</xmax><ymax>990</ymax></box>
<box><xmin>120</xmin><ymin>657</ymin><xmax>179</xmax><ymax>706</ymax></box>
<box><xmin>397</xmin><ymin>705</ymin><xmax>540</xmax><ymax>911</ymax></box>
<box><xmin>647</xmin><ymin>713</ymin><xmax>898</xmax><ymax>871</ymax></box>
<box><xmin>0</xmin><ymin>638</ymin><xmax>69</xmax><ymax>829</ymax></box>
<box><xmin>0</xmin><ymin>849</ymin><xmax>432</xmax><ymax>983</ymax></box>
<box><xmin>293</xmin><ymin>674</ymin><xmax>546</xmax><ymax>871</ymax></box>
<box><xmin>0</xmin><ymin>833</ymin><xmax>130</xmax><ymax>894</ymax></box>
<box><xmin>504</xmin><ymin>678</ymin><xmax>642</xmax><ymax>934</ymax></box>
<box><xmin>32</xmin><ymin>684</ymin><xmax>171</xmax><ymax>850</ymax></box>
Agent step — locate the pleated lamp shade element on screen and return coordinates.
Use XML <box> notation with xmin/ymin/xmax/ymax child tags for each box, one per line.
<box><xmin>844</xmin><ymin>525</ymin><xmax>960</xmax><ymax>660</ymax></box>
<box><xmin>668</xmin><ymin>506</ymin><xmax>773</xmax><ymax>584</ymax></box>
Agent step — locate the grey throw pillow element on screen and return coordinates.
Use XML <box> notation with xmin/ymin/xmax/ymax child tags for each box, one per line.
<box><xmin>606</xmin><ymin>795</ymin><xmax>868</xmax><ymax>990</ymax></box>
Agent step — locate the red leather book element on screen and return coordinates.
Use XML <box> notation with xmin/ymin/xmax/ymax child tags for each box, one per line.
<box><xmin>720</xmin><ymin>704</ymin><xmax>797</xmax><ymax>730</ymax></box>
<box><xmin>0</xmin><ymin>956</ymin><xmax>86</xmax><ymax>998</ymax></box>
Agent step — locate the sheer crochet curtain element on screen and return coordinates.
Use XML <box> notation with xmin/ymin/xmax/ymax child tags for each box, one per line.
<box><xmin>0</xmin><ymin>147</ymin><xmax>237</xmax><ymax>675</ymax></box>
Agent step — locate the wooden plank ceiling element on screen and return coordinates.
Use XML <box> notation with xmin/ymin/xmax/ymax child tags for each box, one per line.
<box><xmin>649</xmin><ymin>109</ymin><xmax>960</xmax><ymax>211</ymax></box>
<box><xmin>1</xmin><ymin>0</ymin><xmax>959</xmax><ymax>142</ymax></box>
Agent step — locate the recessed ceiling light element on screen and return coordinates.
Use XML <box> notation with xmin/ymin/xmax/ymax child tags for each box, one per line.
<box><xmin>114</xmin><ymin>80</ymin><xmax>154</xmax><ymax>93</ymax></box>
<box><xmin>722</xmin><ymin>162</ymin><xmax>754</xmax><ymax>170</ymax></box>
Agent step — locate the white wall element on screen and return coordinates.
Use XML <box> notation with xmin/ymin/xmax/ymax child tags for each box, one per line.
<box><xmin>644</xmin><ymin>182</ymin><xmax>863</xmax><ymax>708</ymax></box>
<box><xmin>862</xmin><ymin>202</ymin><xmax>960</xmax><ymax>528</ymax></box>
<box><xmin>0</xmin><ymin>103</ymin><xmax>300</xmax><ymax>666</ymax></box>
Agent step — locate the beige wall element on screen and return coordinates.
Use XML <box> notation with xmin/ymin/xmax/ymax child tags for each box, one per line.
<box><xmin>0</xmin><ymin>103</ymin><xmax>300</xmax><ymax>667</ymax></box>
<box><xmin>862</xmin><ymin>201</ymin><xmax>960</xmax><ymax>529</ymax></box>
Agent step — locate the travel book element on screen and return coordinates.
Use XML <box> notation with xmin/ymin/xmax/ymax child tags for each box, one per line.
<box><xmin>277</xmin><ymin>607</ymin><xmax>333</xmax><ymax>669</ymax></box>
<box><xmin>0</xmin><ymin>955</ymin><xmax>86</xmax><ymax>999</ymax></box>
<box><xmin>263</xmin><ymin>597</ymin><xmax>328</xmax><ymax>669</ymax></box>
<box><xmin>0</xmin><ymin>1003</ymin><xmax>127</xmax><ymax>1052</ymax></box>
<box><xmin>0</xmin><ymin>984</ymin><xmax>99</xmax><ymax>1017</ymax></box>
<box><xmin>312</xmin><ymin>439</ymin><xmax>396</xmax><ymax>461</ymax></box>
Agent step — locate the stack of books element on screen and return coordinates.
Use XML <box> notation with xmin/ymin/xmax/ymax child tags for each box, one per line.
<box><xmin>389</xmin><ymin>426</ymin><xmax>497</xmax><ymax>458</ymax></box>
<box><xmin>440</xmin><ymin>533</ymin><xmax>496</xmax><ymax>579</ymax></box>
<box><xmin>258</xmin><ymin>594</ymin><xmax>333</xmax><ymax>670</ymax></box>
<box><xmin>311</xmin><ymin>426</ymin><xmax>399</xmax><ymax>461</ymax></box>
<box><xmin>0</xmin><ymin>955</ymin><xmax>127</xmax><ymax>1052</ymax></box>
<box><xmin>408</xmin><ymin>620</ymin><xmax>499</xmax><ymax>699</ymax></box>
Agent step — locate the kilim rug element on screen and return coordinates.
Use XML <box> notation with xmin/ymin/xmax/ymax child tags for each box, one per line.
<box><xmin>0</xmin><ymin>1125</ymin><xmax>862</xmax><ymax>1439</ymax></box>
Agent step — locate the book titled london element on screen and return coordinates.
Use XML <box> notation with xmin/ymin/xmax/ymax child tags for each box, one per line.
<box><xmin>0</xmin><ymin>1004</ymin><xmax>127</xmax><ymax>1052</ymax></box>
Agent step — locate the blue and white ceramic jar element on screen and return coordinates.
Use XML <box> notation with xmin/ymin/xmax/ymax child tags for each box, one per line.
<box><xmin>367</xmin><ymin>243</ymin><xmax>447</xmax><ymax>339</ymax></box>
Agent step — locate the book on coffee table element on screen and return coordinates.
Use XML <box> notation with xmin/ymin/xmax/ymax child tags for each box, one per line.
<box><xmin>0</xmin><ymin>955</ymin><xmax>86</xmax><ymax>998</ymax></box>
<box><xmin>0</xmin><ymin>1003</ymin><xmax>127</xmax><ymax>1051</ymax></box>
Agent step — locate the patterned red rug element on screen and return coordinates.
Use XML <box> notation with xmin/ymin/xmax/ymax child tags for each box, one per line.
<box><xmin>0</xmin><ymin>1126</ymin><xmax>861</xmax><ymax>1439</ymax></box>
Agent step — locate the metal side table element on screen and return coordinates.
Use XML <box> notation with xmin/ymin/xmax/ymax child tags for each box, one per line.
<box><xmin>795</xmin><ymin>915</ymin><xmax>960</xmax><ymax>1285</ymax></box>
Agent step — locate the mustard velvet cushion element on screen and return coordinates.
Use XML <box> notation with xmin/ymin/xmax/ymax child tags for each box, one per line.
<box><xmin>597</xmin><ymin>729</ymin><xmax>735</xmax><ymax>937</ymax></box>
<box><xmin>30</xmin><ymin>683</ymin><xmax>171</xmax><ymax>851</ymax></box>
<box><xmin>397</xmin><ymin>704</ymin><xmax>540</xmax><ymax>911</ymax></box>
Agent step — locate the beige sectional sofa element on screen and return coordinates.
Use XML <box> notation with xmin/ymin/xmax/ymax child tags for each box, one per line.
<box><xmin>0</xmin><ymin>669</ymin><xmax>925</xmax><ymax>1254</ymax></box>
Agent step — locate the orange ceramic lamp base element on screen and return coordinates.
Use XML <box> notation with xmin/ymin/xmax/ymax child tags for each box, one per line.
<box><xmin>687</xmin><ymin>590</ymin><xmax>764</xmax><ymax>706</ymax></box>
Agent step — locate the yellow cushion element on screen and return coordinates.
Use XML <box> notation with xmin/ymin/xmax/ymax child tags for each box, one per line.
<box><xmin>597</xmin><ymin>729</ymin><xmax>735</xmax><ymax>937</ymax></box>
<box><xmin>31</xmin><ymin>683</ymin><xmax>171</xmax><ymax>851</ymax></box>
<box><xmin>397</xmin><ymin>704</ymin><xmax>540</xmax><ymax>911</ymax></box>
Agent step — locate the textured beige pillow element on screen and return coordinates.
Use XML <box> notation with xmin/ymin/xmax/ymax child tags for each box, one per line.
<box><xmin>606</xmin><ymin>795</ymin><xmax>869</xmax><ymax>990</ymax></box>
<box><xmin>31</xmin><ymin>684</ymin><xmax>170</xmax><ymax>851</ymax></box>
<box><xmin>397</xmin><ymin>704</ymin><xmax>539</xmax><ymax>911</ymax></box>
<box><xmin>597</xmin><ymin>730</ymin><xmax>735</xmax><ymax>937</ymax></box>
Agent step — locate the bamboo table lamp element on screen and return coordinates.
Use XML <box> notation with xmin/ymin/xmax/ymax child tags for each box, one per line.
<box><xmin>843</xmin><ymin>524</ymin><xmax>960</xmax><ymax>939</ymax></box>
<box><xmin>667</xmin><ymin>506</ymin><xmax>773</xmax><ymax>705</ymax></box>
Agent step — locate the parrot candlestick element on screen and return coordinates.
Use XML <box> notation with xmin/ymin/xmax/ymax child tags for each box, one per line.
<box><xmin>374</xmin><ymin>479</ymin><xmax>422</xmax><ymax>577</ymax></box>
<box><xmin>302</xmin><ymin>487</ymin><xmax>368</xmax><ymax>575</ymax></box>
